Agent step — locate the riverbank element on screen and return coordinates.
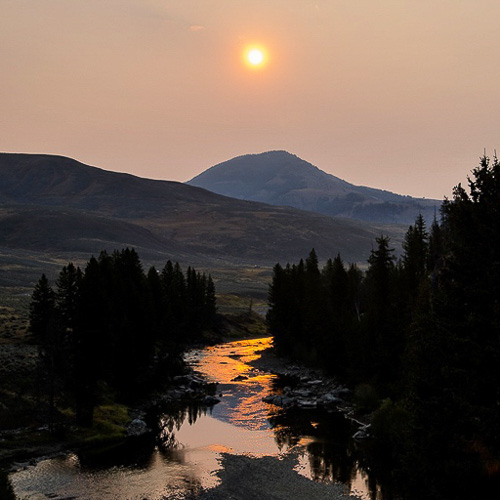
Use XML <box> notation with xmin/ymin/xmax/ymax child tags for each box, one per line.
<box><xmin>250</xmin><ymin>344</ymin><xmax>371</xmax><ymax>437</ymax></box>
<box><xmin>0</xmin><ymin>306</ymin><xmax>265</xmax><ymax>457</ymax></box>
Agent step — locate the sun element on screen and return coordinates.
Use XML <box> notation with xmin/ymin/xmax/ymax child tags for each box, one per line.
<box><xmin>244</xmin><ymin>45</ymin><xmax>268</xmax><ymax>69</ymax></box>
<box><xmin>248</xmin><ymin>48</ymin><xmax>264</xmax><ymax>66</ymax></box>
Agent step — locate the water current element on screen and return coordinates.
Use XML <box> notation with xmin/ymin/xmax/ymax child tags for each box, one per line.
<box><xmin>9</xmin><ymin>337</ymin><xmax>381</xmax><ymax>499</ymax></box>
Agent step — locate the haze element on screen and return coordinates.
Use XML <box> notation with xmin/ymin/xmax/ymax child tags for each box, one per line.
<box><xmin>2</xmin><ymin>0</ymin><xmax>500</xmax><ymax>199</ymax></box>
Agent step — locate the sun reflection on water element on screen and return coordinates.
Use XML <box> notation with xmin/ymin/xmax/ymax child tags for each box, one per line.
<box><xmin>185</xmin><ymin>337</ymin><xmax>280</xmax><ymax>434</ymax></box>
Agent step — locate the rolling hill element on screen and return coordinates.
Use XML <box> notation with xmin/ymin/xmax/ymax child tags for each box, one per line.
<box><xmin>0</xmin><ymin>153</ymin><xmax>405</xmax><ymax>289</ymax></box>
<box><xmin>187</xmin><ymin>151</ymin><xmax>441</xmax><ymax>224</ymax></box>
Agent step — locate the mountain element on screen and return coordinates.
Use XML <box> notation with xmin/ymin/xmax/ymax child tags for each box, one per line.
<box><xmin>0</xmin><ymin>153</ymin><xmax>405</xmax><ymax>288</ymax></box>
<box><xmin>187</xmin><ymin>151</ymin><xmax>441</xmax><ymax>224</ymax></box>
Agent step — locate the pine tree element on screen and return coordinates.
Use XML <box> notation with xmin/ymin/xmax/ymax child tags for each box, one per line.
<box><xmin>29</xmin><ymin>274</ymin><xmax>59</xmax><ymax>427</ymax></box>
<box><xmin>147</xmin><ymin>266</ymin><xmax>163</xmax><ymax>341</ymax></box>
<box><xmin>438</xmin><ymin>155</ymin><xmax>500</xmax><ymax>450</ymax></box>
<box><xmin>363</xmin><ymin>236</ymin><xmax>400</xmax><ymax>391</ymax></box>
<box><xmin>427</xmin><ymin>216</ymin><xmax>443</xmax><ymax>275</ymax></box>
<box><xmin>366</xmin><ymin>235</ymin><xmax>396</xmax><ymax>324</ymax></box>
<box><xmin>267</xmin><ymin>263</ymin><xmax>287</xmax><ymax>352</ymax></box>
<box><xmin>303</xmin><ymin>249</ymin><xmax>324</xmax><ymax>363</ymax></box>
<box><xmin>29</xmin><ymin>274</ymin><xmax>56</xmax><ymax>347</ymax></box>
<box><xmin>55</xmin><ymin>263</ymin><xmax>82</xmax><ymax>336</ymax></box>
<box><xmin>322</xmin><ymin>254</ymin><xmax>350</xmax><ymax>375</ymax></box>
<box><xmin>73</xmin><ymin>256</ymin><xmax>104</xmax><ymax>426</ymax></box>
<box><xmin>204</xmin><ymin>274</ymin><xmax>217</xmax><ymax>328</ymax></box>
<box><xmin>404</xmin><ymin>155</ymin><xmax>500</xmax><ymax>496</ymax></box>
<box><xmin>402</xmin><ymin>214</ymin><xmax>429</xmax><ymax>300</ymax></box>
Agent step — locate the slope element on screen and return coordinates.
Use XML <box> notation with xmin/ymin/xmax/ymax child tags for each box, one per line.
<box><xmin>187</xmin><ymin>151</ymin><xmax>441</xmax><ymax>224</ymax></box>
<box><xmin>0</xmin><ymin>153</ymin><xmax>404</xmax><ymax>288</ymax></box>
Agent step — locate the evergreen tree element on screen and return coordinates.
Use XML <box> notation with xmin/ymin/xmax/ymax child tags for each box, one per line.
<box><xmin>303</xmin><ymin>249</ymin><xmax>324</xmax><ymax>363</ymax></box>
<box><xmin>147</xmin><ymin>266</ymin><xmax>163</xmax><ymax>342</ymax></box>
<box><xmin>402</xmin><ymin>214</ymin><xmax>429</xmax><ymax>301</ymax></box>
<box><xmin>55</xmin><ymin>263</ymin><xmax>82</xmax><ymax>334</ymax></box>
<box><xmin>73</xmin><ymin>256</ymin><xmax>105</xmax><ymax>425</ymax></box>
<box><xmin>404</xmin><ymin>155</ymin><xmax>500</xmax><ymax>496</ymax></box>
<box><xmin>162</xmin><ymin>261</ymin><xmax>187</xmax><ymax>342</ymax></box>
<box><xmin>362</xmin><ymin>236</ymin><xmax>401</xmax><ymax>391</ymax></box>
<box><xmin>29</xmin><ymin>274</ymin><xmax>56</xmax><ymax>347</ymax></box>
<box><xmin>365</xmin><ymin>236</ymin><xmax>396</xmax><ymax>322</ymax></box>
<box><xmin>427</xmin><ymin>215</ymin><xmax>443</xmax><ymax>276</ymax></box>
<box><xmin>267</xmin><ymin>263</ymin><xmax>289</xmax><ymax>353</ymax></box>
<box><xmin>29</xmin><ymin>274</ymin><xmax>59</xmax><ymax>427</ymax></box>
<box><xmin>322</xmin><ymin>254</ymin><xmax>350</xmax><ymax>375</ymax></box>
<box><xmin>438</xmin><ymin>155</ymin><xmax>500</xmax><ymax>447</ymax></box>
<box><xmin>205</xmin><ymin>275</ymin><xmax>217</xmax><ymax>327</ymax></box>
<box><xmin>347</xmin><ymin>263</ymin><xmax>363</xmax><ymax>323</ymax></box>
<box><xmin>110</xmin><ymin>248</ymin><xmax>153</xmax><ymax>392</ymax></box>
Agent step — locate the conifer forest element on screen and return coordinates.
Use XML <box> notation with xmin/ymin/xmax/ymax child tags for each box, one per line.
<box><xmin>267</xmin><ymin>156</ymin><xmax>500</xmax><ymax>498</ymax></box>
<box><xmin>29</xmin><ymin>249</ymin><xmax>216</xmax><ymax>426</ymax></box>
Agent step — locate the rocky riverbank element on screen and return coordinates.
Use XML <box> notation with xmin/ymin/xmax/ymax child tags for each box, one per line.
<box><xmin>0</xmin><ymin>356</ymin><xmax>221</xmax><ymax>466</ymax></box>
<box><xmin>250</xmin><ymin>346</ymin><xmax>371</xmax><ymax>440</ymax></box>
<box><xmin>179</xmin><ymin>341</ymin><xmax>369</xmax><ymax>500</ymax></box>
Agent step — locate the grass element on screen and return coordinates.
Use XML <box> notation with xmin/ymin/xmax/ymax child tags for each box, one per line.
<box><xmin>64</xmin><ymin>403</ymin><xmax>130</xmax><ymax>447</ymax></box>
<box><xmin>216</xmin><ymin>293</ymin><xmax>267</xmax><ymax>315</ymax></box>
<box><xmin>0</xmin><ymin>402</ymin><xmax>131</xmax><ymax>465</ymax></box>
<box><xmin>0</xmin><ymin>288</ymin><xmax>30</xmax><ymax>342</ymax></box>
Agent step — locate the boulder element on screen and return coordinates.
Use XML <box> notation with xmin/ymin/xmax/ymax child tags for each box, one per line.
<box><xmin>126</xmin><ymin>418</ymin><xmax>150</xmax><ymax>437</ymax></box>
<box><xmin>306</xmin><ymin>379</ymin><xmax>323</xmax><ymax>386</ymax></box>
<box><xmin>202</xmin><ymin>395</ymin><xmax>221</xmax><ymax>406</ymax></box>
<box><xmin>320</xmin><ymin>393</ymin><xmax>342</xmax><ymax>406</ymax></box>
<box><xmin>353</xmin><ymin>424</ymin><xmax>371</xmax><ymax>440</ymax></box>
<box><xmin>297</xmin><ymin>399</ymin><xmax>317</xmax><ymax>409</ymax></box>
<box><xmin>173</xmin><ymin>375</ymin><xmax>192</xmax><ymax>385</ymax></box>
<box><xmin>262</xmin><ymin>394</ymin><xmax>280</xmax><ymax>404</ymax></box>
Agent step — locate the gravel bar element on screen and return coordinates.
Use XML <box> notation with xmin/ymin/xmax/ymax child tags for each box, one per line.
<box><xmin>186</xmin><ymin>452</ymin><xmax>361</xmax><ymax>500</ymax></box>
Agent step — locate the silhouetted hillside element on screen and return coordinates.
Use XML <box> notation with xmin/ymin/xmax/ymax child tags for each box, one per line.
<box><xmin>0</xmin><ymin>153</ymin><xmax>406</xmax><ymax>287</ymax></box>
<box><xmin>188</xmin><ymin>151</ymin><xmax>441</xmax><ymax>224</ymax></box>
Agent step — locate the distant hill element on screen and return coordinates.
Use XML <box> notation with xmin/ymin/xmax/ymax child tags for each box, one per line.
<box><xmin>0</xmin><ymin>153</ymin><xmax>405</xmax><ymax>288</ymax></box>
<box><xmin>187</xmin><ymin>151</ymin><xmax>441</xmax><ymax>225</ymax></box>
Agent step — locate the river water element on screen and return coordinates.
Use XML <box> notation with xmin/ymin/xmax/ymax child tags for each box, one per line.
<box><xmin>9</xmin><ymin>337</ymin><xmax>381</xmax><ymax>499</ymax></box>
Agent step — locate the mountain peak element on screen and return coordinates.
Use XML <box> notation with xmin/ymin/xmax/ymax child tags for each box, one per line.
<box><xmin>188</xmin><ymin>151</ymin><xmax>441</xmax><ymax>224</ymax></box>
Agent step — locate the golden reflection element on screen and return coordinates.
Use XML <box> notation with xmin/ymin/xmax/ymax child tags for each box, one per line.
<box><xmin>205</xmin><ymin>444</ymin><xmax>235</xmax><ymax>453</ymax></box>
<box><xmin>195</xmin><ymin>337</ymin><xmax>274</xmax><ymax>384</ymax></box>
<box><xmin>187</xmin><ymin>337</ymin><xmax>280</xmax><ymax>434</ymax></box>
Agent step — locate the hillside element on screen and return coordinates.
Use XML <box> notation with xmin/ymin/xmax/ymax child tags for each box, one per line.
<box><xmin>0</xmin><ymin>153</ymin><xmax>405</xmax><ymax>289</ymax></box>
<box><xmin>188</xmin><ymin>151</ymin><xmax>441</xmax><ymax>224</ymax></box>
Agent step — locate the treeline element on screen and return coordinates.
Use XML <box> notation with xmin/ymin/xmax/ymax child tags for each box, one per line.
<box><xmin>267</xmin><ymin>220</ymin><xmax>437</xmax><ymax>395</ymax></box>
<box><xmin>30</xmin><ymin>248</ymin><xmax>216</xmax><ymax>425</ymax></box>
<box><xmin>267</xmin><ymin>156</ymin><xmax>500</xmax><ymax>498</ymax></box>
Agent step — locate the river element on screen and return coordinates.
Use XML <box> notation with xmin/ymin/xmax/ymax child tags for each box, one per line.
<box><xmin>9</xmin><ymin>337</ymin><xmax>382</xmax><ymax>499</ymax></box>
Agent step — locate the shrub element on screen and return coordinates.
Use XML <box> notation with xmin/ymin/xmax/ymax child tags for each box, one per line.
<box><xmin>353</xmin><ymin>383</ymin><xmax>379</xmax><ymax>413</ymax></box>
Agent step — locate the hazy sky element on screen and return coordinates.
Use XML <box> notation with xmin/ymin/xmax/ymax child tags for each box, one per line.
<box><xmin>2</xmin><ymin>0</ymin><xmax>500</xmax><ymax>199</ymax></box>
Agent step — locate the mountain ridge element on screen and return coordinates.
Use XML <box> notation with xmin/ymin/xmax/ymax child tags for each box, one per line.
<box><xmin>0</xmin><ymin>152</ymin><xmax>406</xmax><ymax>287</ymax></box>
<box><xmin>188</xmin><ymin>150</ymin><xmax>441</xmax><ymax>224</ymax></box>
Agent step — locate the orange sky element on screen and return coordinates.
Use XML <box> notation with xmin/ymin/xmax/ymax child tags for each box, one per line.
<box><xmin>2</xmin><ymin>0</ymin><xmax>500</xmax><ymax>199</ymax></box>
